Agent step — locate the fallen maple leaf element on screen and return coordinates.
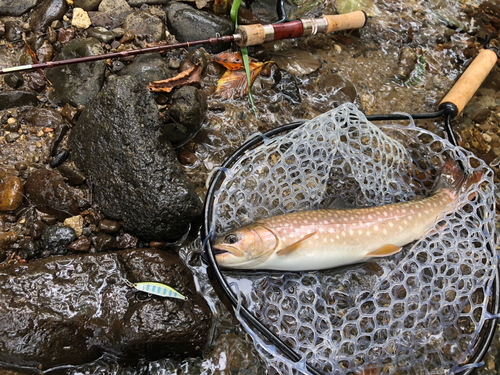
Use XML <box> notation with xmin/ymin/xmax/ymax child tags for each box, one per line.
<box><xmin>215</xmin><ymin>61</ymin><xmax>271</xmax><ymax>99</ymax></box>
<box><xmin>211</xmin><ymin>51</ymin><xmax>257</xmax><ymax>71</ymax></box>
<box><xmin>147</xmin><ymin>62</ymin><xmax>203</xmax><ymax>93</ymax></box>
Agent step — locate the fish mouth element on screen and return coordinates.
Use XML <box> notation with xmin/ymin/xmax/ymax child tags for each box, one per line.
<box><xmin>212</xmin><ymin>245</ymin><xmax>244</xmax><ymax>258</ymax></box>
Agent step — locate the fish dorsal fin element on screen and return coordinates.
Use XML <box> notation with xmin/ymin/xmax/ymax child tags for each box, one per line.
<box><xmin>365</xmin><ymin>244</ymin><xmax>402</xmax><ymax>258</ymax></box>
<box><xmin>277</xmin><ymin>232</ymin><xmax>317</xmax><ymax>256</ymax></box>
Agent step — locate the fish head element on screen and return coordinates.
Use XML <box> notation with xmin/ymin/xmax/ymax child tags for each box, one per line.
<box><xmin>212</xmin><ymin>224</ymin><xmax>277</xmax><ymax>269</ymax></box>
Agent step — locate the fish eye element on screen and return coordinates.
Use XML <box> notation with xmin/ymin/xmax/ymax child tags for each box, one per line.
<box><xmin>225</xmin><ymin>234</ymin><xmax>238</xmax><ymax>244</ymax></box>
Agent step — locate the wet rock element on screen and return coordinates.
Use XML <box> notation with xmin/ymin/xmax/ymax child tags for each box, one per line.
<box><xmin>93</xmin><ymin>233</ymin><xmax>117</xmax><ymax>251</ymax></box>
<box><xmin>119</xmin><ymin>53</ymin><xmax>172</xmax><ymax>85</ymax></box>
<box><xmin>46</xmin><ymin>37</ymin><xmax>106</xmax><ymax>106</ymax></box>
<box><xmin>63</xmin><ymin>215</ymin><xmax>84</xmax><ymax>236</ymax></box>
<box><xmin>68</xmin><ymin>236</ymin><xmax>91</xmax><ymax>252</ymax></box>
<box><xmin>29</xmin><ymin>0</ymin><xmax>68</xmax><ymax>32</ymax></box>
<box><xmin>4</xmin><ymin>21</ymin><xmax>22</xmax><ymax>42</ymax></box>
<box><xmin>165</xmin><ymin>2</ymin><xmax>234</xmax><ymax>54</ymax></box>
<box><xmin>18</xmin><ymin>108</ymin><xmax>64</xmax><ymax>129</ymax></box>
<box><xmin>178</xmin><ymin>149</ymin><xmax>197</xmax><ymax>165</ymax></box>
<box><xmin>98</xmin><ymin>219</ymin><xmax>122</xmax><ymax>234</ymax></box>
<box><xmin>309</xmin><ymin>74</ymin><xmax>358</xmax><ymax>113</ymax></box>
<box><xmin>41</xmin><ymin>214</ymin><xmax>58</xmax><ymax>225</ymax></box>
<box><xmin>0</xmin><ymin>0</ymin><xmax>37</xmax><ymax>16</ymax></box>
<box><xmin>209</xmin><ymin>333</ymin><xmax>264</xmax><ymax>373</ymax></box>
<box><xmin>87</xmin><ymin>26</ymin><xmax>115</xmax><ymax>44</ymax></box>
<box><xmin>27</xmin><ymin>71</ymin><xmax>46</xmax><ymax>92</ymax></box>
<box><xmin>61</xmin><ymin>103</ymin><xmax>79</xmax><ymax>122</ymax></box>
<box><xmin>119</xmin><ymin>30</ymin><xmax>135</xmax><ymax>44</ymax></box>
<box><xmin>117</xmin><ymin>233</ymin><xmax>138</xmax><ymax>249</ymax></box>
<box><xmin>68</xmin><ymin>75</ymin><xmax>202</xmax><ymax>241</ymax></box>
<box><xmin>57</xmin><ymin>27</ymin><xmax>75</xmax><ymax>43</ymax></box>
<box><xmin>57</xmin><ymin>164</ymin><xmax>86</xmax><ymax>185</ymax></box>
<box><xmin>47</xmin><ymin>26</ymin><xmax>57</xmax><ymax>43</ymax></box>
<box><xmin>0</xmin><ymin>231</ymin><xmax>18</xmax><ymax>250</ymax></box>
<box><xmin>88</xmin><ymin>11</ymin><xmax>118</xmax><ymax>28</ymax></box>
<box><xmin>0</xmin><ymin>176</ymin><xmax>24</xmax><ymax>212</ymax></box>
<box><xmin>36</xmin><ymin>40</ymin><xmax>55</xmax><ymax>63</ymax></box>
<box><xmin>168</xmin><ymin>87</ymin><xmax>207</xmax><ymax>144</ymax></box>
<box><xmin>24</xmin><ymin>169</ymin><xmax>79</xmax><ymax>221</ymax></box>
<box><xmin>275</xmin><ymin>71</ymin><xmax>300</xmax><ymax>104</ymax></box>
<box><xmin>471</xmin><ymin>108</ymin><xmax>491</xmax><ymax>124</ymax></box>
<box><xmin>72</xmin><ymin>7</ymin><xmax>92</xmax><ymax>29</ymax></box>
<box><xmin>50</xmin><ymin>149</ymin><xmax>70</xmax><ymax>168</ymax></box>
<box><xmin>98</xmin><ymin>0</ymin><xmax>132</xmax><ymax>25</ymax></box>
<box><xmin>0</xmin><ymin>249</ymin><xmax>211</xmax><ymax>368</ymax></box>
<box><xmin>29</xmin><ymin>221</ymin><xmax>46</xmax><ymax>240</ymax></box>
<box><xmin>3</xmin><ymin>72</ymin><xmax>24</xmax><ymax>89</ymax></box>
<box><xmin>128</xmin><ymin>0</ymin><xmax>169</xmax><ymax>5</ymax></box>
<box><xmin>18</xmin><ymin>238</ymin><xmax>40</xmax><ymax>260</ymax></box>
<box><xmin>4</xmin><ymin>132</ymin><xmax>20</xmax><ymax>143</ymax></box>
<box><xmin>40</xmin><ymin>224</ymin><xmax>77</xmax><ymax>255</ymax></box>
<box><xmin>123</xmin><ymin>10</ymin><xmax>165</xmax><ymax>42</ymax></box>
<box><xmin>73</xmin><ymin>0</ymin><xmax>102</xmax><ymax>11</ymax></box>
<box><xmin>5</xmin><ymin>118</ymin><xmax>19</xmax><ymax>131</ymax></box>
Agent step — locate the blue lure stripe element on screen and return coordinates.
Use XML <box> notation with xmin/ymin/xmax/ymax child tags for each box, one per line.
<box><xmin>132</xmin><ymin>282</ymin><xmax>186</xmax><ymax>300</ymax></box>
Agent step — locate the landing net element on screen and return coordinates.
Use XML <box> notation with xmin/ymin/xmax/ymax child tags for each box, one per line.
<box><xmin>208</xmin><ymin>103</ymin><xmax>497</xmax><ymax>374</ymax></box>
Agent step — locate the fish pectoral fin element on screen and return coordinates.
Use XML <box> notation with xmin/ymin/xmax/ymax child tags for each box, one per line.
<box><xmin>365</xmin><ymin>244</ymin><xmax>402</xmax><ymax>258</ymax></box>
<box><xmin>277</xmin><ymin>232</ymin><xmax>317</xmax><ymax>256</ymax></box>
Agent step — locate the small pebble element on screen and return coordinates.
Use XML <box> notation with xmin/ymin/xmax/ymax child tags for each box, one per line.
<box><xmin>483</xmin><ymin>133</ymin><xmax>492</xmax><ymax>143</ymax></box>
<box><xmin>93</xmin><ymin>233</ymin><xmax>117</xmax><ymax>252</ymax></box>
<box><xmin>0</xmin><ymin>176</ymin><xmax>24</xmax><ymax>212</ymax></box>
<box><xmin>68</xmin><ymin>236</ymin><xmax>91</xmax><ymax>252</ymax></box>
<box><xmin>110</xmin><ymin>40</ymin><xmax>120</xmax><ymax>49</ymax></box>
<box><xmin>112</xmin><ymin>28</ymin><xmax>125</xmax><ymax>38</ymax></box>
<box><xmin>41</xmin><ymin>225</ymin><xmax>77</xmax><ymax>255</ymax></box>
<box><xmin>168</xmin><ymin>58</ymin><xmax>181</xmax><ymax>70</ymax></box>
<box><xmin>112</xmin><ymin>60</ymin><xmax>125</xmax><ymax>72</ymax></box>
<box><xmin>14</xmin><ymin>162</ymin><xmax>28</xmax><ymax>171</ymax></box>
<box><xmin>149</xmin><ymin>241</ymin><xmax>165</xmax><ymax>249</ymax></box>
<box><xmin>178</xmin><ymin>150</ymin><xmax>198</xmax><ymax>165</ymax></box>
<box><xmin>4</xmin><ymin>73</ymin><xmax>24</xmax><ymax>89</ymax></box>
<box><xmin>155</xmin><ymin>93</ymin><xmax>168</xmax><ymax>105</ymax></box>
<box><xmin>41</xmin><ymin>214</ymin><xmax>58</xmax><ymax>225</ymax></box>
<box><xmin>51</xmin><ymin>20</ymin><xmax>63</xmax><ymax>29</ymax></box>
<box><xmin>98</xmin><ymin>219</ymin><xmax>122</xmax><ymax>234</ymax></box>
<box><xmin>5</xmin><ymin>133</ymin><xmax>20</xmax><ymax>143</ymax></box>
<box><xmin>179</xmin><ymin>59</ymin><xmax>194</xmax><ymax>73</ymax></box>
<box><xmin>36</xmin><ymin>40</ymin><xmax>55</xmax><ymax>63</ymax></box>
<box><xmin>61</xmin><ymin>103</ymin><xmax>78</xmax><ymax>122</ymax></box>
<box><xmin>117</xmin><ymin>233</ymin><xmax>138</xmax><ymax>249</ymax></box>
<box><xmin>63</xmin><ymin>215</ymin><xmax>84</xmax><ymax>237</ymax></box>
<box><xmin>30</xmin><ymin>221</ymin><xmax>47</xmax><ymax>240</ymax></box>
<box><xmin>5</xmin><ymin>118</ymin><xmax>20</xmax><ymax>132</ymax></box>
<box><xmin>28</xmin><ymin>72</ymin><xmax>46</xmax><ymax>92</ymax></box>
<box><xmin>71</xmin><ymin>8</ymin><xmax>92</xmax><ymax>29</ymax></box>
<box><xmin>47</xmin><ymin>27</ymin><xmax>57</xmax><ymax>43</ymax></box>
<box><xmin>119</xmin><ymin>30</ymin><xmax>135</xmax><ymax>44</ymax></box>
<box><xmin>58</xmin><ymin>28</ymin><xmax>76</xmax><ymax>44</ymax></box>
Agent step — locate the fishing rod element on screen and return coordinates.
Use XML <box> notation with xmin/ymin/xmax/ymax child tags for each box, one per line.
<box><xmin>0</xmin><ymin>11</ymin><xmax>367</xmax><ymax>75</ymax></box>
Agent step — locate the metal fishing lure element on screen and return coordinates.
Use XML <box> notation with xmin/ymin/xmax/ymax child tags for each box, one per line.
<box><xmin>124</xmin><ymin>280</ymin><xmax>187</xmax><ymax>300</ymax></box>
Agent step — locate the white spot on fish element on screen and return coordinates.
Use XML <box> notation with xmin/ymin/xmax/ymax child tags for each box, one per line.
<box><xmin>336</xmin><ymin>235</ymin><xmax>340</xmax><ymax>240</ymax></box>
<box><xmin>383</xmin><ymin>229</ymin><xmax>387</xmax><ymax>235</ymax></box>
<box><xmin>418</xmin><ymin>212</ymin><xmax>422</xmax><ymax>217</ymax></box>
<box><xmin>358</xmin><ymin>230</ymin><xmax>363</xmax><ymax>235</ymax></box>
<box><xmin>366</xmin><ymin>231</ymin><xmax>371</xmax><ymax>236</ymax></box>
<box><xmin>374</xmin><ymin>225</ymin><xmax>379</xmax><ymax>231</ymax></box>
<box><xmin>349</xmin><ymin>230</ymin><xmax>354</xmax><ymax>235</ymax></box>
<box><xmin>342</xmin><ymin>231</ymin><xmax>346</xmax><ymax>237</ymax></box>
<box><xmin>389</xmin><ymin>222</ymin><xmax>394</xmax><ymax>228</ymax></box>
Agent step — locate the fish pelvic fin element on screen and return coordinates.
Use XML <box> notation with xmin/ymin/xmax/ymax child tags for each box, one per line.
<box><xmin>277</xmin><ymin>231</ymin><xmax>317</xmax><ymax>256</ymax></box>
<box><xmin>365</xmin><ymin>244</ymin><xmax>402</xmax><ymax>258</ymax></box>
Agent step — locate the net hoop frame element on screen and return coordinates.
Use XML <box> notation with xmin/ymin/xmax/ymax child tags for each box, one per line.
<box><xmin>202</xmin><ymin>119</ymin><xmax>500</xmax><ymax>375</ymax></box>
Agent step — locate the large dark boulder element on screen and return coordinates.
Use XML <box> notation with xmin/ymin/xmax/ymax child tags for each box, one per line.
<box><xmin>68</xmin><ymin>75</ymin><xmax>202</xmax><ymax>241</ymax></box>
<box><xmin>46</xmin><ymin>38</ymin><xmax>106</xmax><ymax>106</ymax></box>
<box><xmin>165</xmin><ymin>2</ymin><xmax>234</xmax><ymax>54</ymax></box>
<box><xmin>28</xmin><ymin>0</ymin><xmax>67</xmax><ymax>31</ymax></box>
<box><xmin>0</xmin><ymin>0</ymin><xmax>37</xmax><ymax>16</ymax></box>
<box><xmin>0</xmin><ymin>249</ymin><xmax>212</xmax><ymax>369</ymax></box>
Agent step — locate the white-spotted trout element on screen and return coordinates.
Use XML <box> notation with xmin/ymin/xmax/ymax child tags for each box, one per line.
<box><xmin>212</xmin><ymin>160</ymin><xmax>481</xmax><ymax>271</ymax></box>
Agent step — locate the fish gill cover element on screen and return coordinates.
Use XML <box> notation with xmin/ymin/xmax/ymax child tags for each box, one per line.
<box><xmin>208</xmin><ymin>103</ymin><xmax>497</xmax><ymax>374</ymax></box>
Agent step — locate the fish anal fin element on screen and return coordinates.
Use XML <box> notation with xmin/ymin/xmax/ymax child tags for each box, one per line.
<box><xmin>365</xmin><ymin>244</ymin><xmax>402</xmax><ymax>258</ymax></box>
<box><xmin>277</xmin><ymin>232</ymin><xmax>317</xmax><ymax>256</ymax></box>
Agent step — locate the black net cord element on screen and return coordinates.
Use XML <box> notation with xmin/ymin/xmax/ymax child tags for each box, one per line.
<box><xmin>202</xmin><ymin>118</ymin><xmax>499</xmax><ymax>374</ymax></box>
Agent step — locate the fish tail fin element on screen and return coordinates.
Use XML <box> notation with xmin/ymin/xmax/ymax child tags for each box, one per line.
<box><xmin>434</xmin><ymin>159</ymin><xmax>482</xmax><ymax>199</ymax></box>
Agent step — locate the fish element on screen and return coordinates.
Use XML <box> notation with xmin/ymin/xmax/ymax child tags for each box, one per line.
<box><xmin>212</xmin><ymin>160</ymin><xmax>481</xmax><ymax>271</ymax></box>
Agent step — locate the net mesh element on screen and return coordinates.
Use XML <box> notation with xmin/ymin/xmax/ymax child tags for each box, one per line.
<box><xmin>208</xmin><ymin>103</ymin><xmax>497</xmax><ymax>374</ymax></box>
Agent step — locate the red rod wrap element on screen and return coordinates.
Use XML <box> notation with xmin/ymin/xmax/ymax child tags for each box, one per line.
<box><xmin>272</xmin><ymin>20</ymin><xmax>304</xmax><ymax>41</ymax></box>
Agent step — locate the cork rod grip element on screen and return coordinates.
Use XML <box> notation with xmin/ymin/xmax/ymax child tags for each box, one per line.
<box><xmin>439</xmin><ymin>49</ymin><xmax>498</xmax><ymax>117</ymax></box>
<box><xmin>323</xmin><ymin>11</ymin><xmax>367</xmax><ymax>33</ymax></box>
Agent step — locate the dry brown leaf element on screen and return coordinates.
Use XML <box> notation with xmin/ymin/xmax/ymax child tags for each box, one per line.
<box><xmin>215</xmin><ymin>61</ymin><xmax>269</xmax><ymax>99</ymax></box>
<box><xmin>211</xmin><ymin>51</ymin><xmax>258</xmax><ymax>71</ymax></box>
<box><xmin>147</xmin><ymin>62</ymin><xmax>203</xmax><ymax>93</ymax></box>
